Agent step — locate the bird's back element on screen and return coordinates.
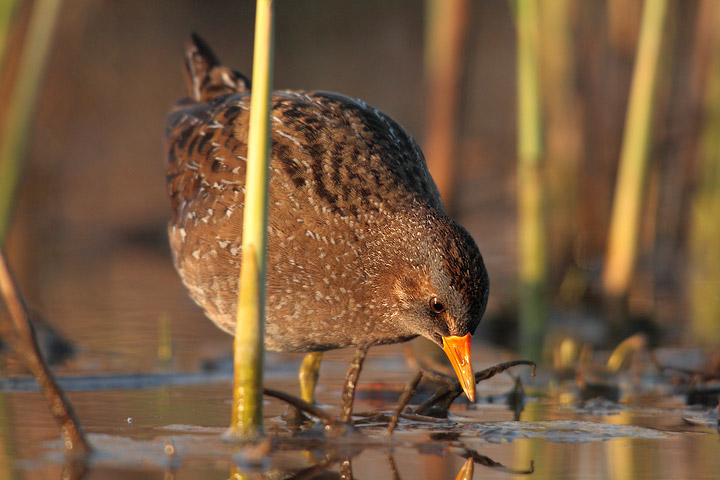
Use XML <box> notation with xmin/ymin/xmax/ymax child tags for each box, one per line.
<box><xmin>166</xmin><ymin>37</ymin><xmax>450</xmax><ymax>352</ymax></box>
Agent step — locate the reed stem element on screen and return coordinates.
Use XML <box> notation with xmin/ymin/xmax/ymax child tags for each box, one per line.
<box><xmin>689</xmin><ymin>1</ymin><xmax>720</xmax><ymax>345</ymax></box>
<box><xmin>228</xmin><ymin>0</ymin><xmax>275</xmax><ymax>441</ymax></box>
<box><xmin>515</xmin><ymin>0</ymin><xmax>546</xmax><ymax>361</ymax></box>
<box><xmin>0</xmin><ymin>0</ymin><xmax>62</xmax><ymax>243</ymax></box>
<box><xmin>0</xmin><ymin>0</ymin><xmax>19</xmax><ymax>72</ymax></box>
<box><xmin>602</xmin><ymin>0</ymin><xmax>668</xmax><ymax>300</ymax></box>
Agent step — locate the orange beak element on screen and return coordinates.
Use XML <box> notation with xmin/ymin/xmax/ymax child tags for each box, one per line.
<box><xmin>441</xmin><ymin>333</ymin><xmax>476</xmax><ymax>402</ymax></box>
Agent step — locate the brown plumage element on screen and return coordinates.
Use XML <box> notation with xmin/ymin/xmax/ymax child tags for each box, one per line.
<box><xmin>166</xmin><ymin>35</ymin><xmax>489</xmax><ymax>400</ymax></box>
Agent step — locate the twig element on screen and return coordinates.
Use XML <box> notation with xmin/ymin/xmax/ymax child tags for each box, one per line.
<box><xmin>398</xmin><ymin>412</ymin><xmax>447</xmax><ymax>423</ymax></box>
<box><xmin>385</xmin><ymin>371</ymin><xmax>423</xmax><ymax>437</ymax></box>
<box><xmin>386</xmin><ymin>451</ymin><xmax>400</xmax><ymax>480</ymax></box>
<box><xmin>0</xmin><ymin>248</ymin><xmax>91</xmax><ymax>454</ymax></box>
<box><xmin>419</xmin><ymin>367</ymin><xmax>455</xmax><ymax>385</ymax></box>
<box><xmin>415</xmin><ymin>360</ymin><xmax>536</xmax><ymax>417</ymax></box>
<box><xmin>340</xmin><ymin>346</ymin><xmax>369</xmax><ymax>423</ymax></box>
<box><xmin>263</xmin><ymin>388</ymin><xmax>336</xmax><ymax>426</ymax></box>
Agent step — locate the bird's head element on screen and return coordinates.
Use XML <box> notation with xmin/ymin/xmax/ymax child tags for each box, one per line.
<box><xmin>388</xmin><ymin>213</ymin><xmax>489</xmax><ymax>402</ymax></box>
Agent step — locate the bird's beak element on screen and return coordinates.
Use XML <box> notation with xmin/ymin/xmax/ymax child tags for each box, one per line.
<box><xmin>442</xmin><ymin>333</ymin><xmax>476</xmax><ymax>402</ymax></box>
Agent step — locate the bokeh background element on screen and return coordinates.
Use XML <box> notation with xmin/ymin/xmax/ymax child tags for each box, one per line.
<box><xmin>1</xmin><ymin>0</ymin><xmax>719</xmax><ymax>372</ymax></box>
<box><xmin>2</xmin><ymin>2</ymin><xmax>720</xmax><ymax>479</ymax></box>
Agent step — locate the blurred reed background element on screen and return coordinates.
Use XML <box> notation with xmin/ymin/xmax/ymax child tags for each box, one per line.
<box><xmin>0</xmin><ymin>0</ymin><xmax>718</xmax><ymax>366</ymax></box>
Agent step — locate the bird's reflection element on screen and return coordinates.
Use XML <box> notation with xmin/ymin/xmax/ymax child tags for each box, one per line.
<box><xmin>227</xmin><ymin>441</ymin><xmax>533</xmax><ymax>480</ymax></box>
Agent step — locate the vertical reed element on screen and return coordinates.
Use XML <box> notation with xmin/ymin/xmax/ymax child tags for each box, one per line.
<box><xmin>602</xmin><ymin>0</ymin><xmax>668</xmax><ymax>304</ymax></box>
<box><xmin>0</xmin><ymin>0</ymin><xmax>63</xmax><ymax>243</ymax></box>
<box><xmin>515</xmin><ymin>0</ymin><xmax>547</xmax><ymax>361</ymax></box>
<box><xmin>689</xmin><ymin>1</ymin><xmax>720</xmax><ymax>345</ymax></box>
<box><xmin>228</xmin><ymin>0</ymin><xmax>275</xmax><ymax>441</ymax></box>
<box><xmin>0</xmin><ymin>0</ymin><xmax>19</xmax><ymax>71</ymax></box>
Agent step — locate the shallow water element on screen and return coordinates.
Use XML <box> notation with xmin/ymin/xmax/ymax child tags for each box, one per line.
<box><xmin>2</xmin><ymin>208</ymin><xmax>717</xmax><ymax>480</ymax></box>
<box><xmin>1</xmin><ymin>343</ymin><xmax>718</xmax><ymax>480</ymax></box>
<box><xmin>0</xmin><ymin>243</ymin><xmax>715</xmax><ymax>479</ymax></box>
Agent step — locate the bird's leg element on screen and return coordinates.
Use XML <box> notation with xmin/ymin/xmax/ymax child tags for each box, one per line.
<box><xmin>299</xmin><ymin>351</ymin><xmax>324</xmax><ymax>404</ymax></box>
<box><xmin>340</xmin><ymin>345</ymin><xmax>369</xmax><ymax>423</ymax></box>
<box><xmin>281</xmin><ymin>352</ymin><xmax>324</xmax><ymax>426</ymax></box>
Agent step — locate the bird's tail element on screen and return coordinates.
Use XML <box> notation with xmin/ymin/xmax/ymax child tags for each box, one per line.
<box><xmin>184</xmin><ymin>32</ymin><xmax>251</xmax><ymax>102</ymax></box>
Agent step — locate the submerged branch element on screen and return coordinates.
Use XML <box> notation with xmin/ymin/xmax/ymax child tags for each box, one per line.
<box><xmin>0</xmin><ymin>248</ymin><xmax>91</xmax><ymax>454</ymax></box>
<box><xmin>415</xmin><ymin>360</ymin><xmax>536</xmax><ymax>417</ymax></box>
<box><xmin>385</xmin><ymin>370</ymin><xmax>423</xmax><ymax>437</ymax></box>
<box><xmin>264</xmin><ymin>388</ymin><xmax>336</xmax><ymax>427</ymax></box>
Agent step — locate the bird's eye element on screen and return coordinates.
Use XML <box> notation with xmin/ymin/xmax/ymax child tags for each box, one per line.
<box><xmin>429</xmin><ymin>296</ymin><xmax>445</xmax><ymax>314</ymax></box>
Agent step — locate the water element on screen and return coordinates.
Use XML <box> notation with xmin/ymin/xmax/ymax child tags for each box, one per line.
<box><xmin>1</xmin><ymin>243</ymin><xmax>717</xmax><ymax>478</ymax></box>
<box><xmin>1</xmin><ymin>342</ymin><xmax>718</xmax><ymax>479</ymax></box>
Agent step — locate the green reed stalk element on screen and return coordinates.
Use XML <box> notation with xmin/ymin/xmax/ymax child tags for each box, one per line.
<box><xmin>690</xmin><ymin>2</ymin><xmax>720</xmax><ymax>345</ymax></box>
<box><xmin>228</xmin><ymin>0</ymin><xmax>275</xmax><ymax>441</ymax></box>
<box><xmin>515</xmin><ymin>0</ymin><xmax>546</xmax><ymax>361</ymax></box>
<box><xmin>602</xmin><ymin>0</ymin><xmax>668</xmax><ymax>301</ymax></box>
<box><xmin>0</xmin><ymin>0</ymin><xmax>62</xmax><ymax>243</ymax></box>
<box><xmin>0</xmin><ymin>0</ymin><xmax>19</xmax><ymax>71</ymax></box>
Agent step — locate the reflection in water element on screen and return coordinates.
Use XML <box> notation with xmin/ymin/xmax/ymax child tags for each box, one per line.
<box><xmin>1</xmin><ymin>344</ymin><xmax>719</xmax><ymax>480</ymax></box>
<box><xmin>455</xmin><ymin>457</ymin><xmax>474</xmax><ymax>480</ymax></box>
<box><xmin>225</xmin><ymin>443</ymin><xmax>529</xmax><ymax>479</ymax></box>
<box><xmin>61</xmin><ymin>458</ymin><xmax>88</xmax><ymax>480</ymax></box>
<box><xmin>517</xmin><ymin>402</ymin><xmax>541</xmax><ymax>480</ymax></box>
<box><xmin>1</xmin><ymin>379</ymin><xmax>719</xmax><ymax>479</ymax></box>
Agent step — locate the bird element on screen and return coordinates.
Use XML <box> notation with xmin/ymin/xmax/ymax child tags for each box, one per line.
<box><xmin>165</xmin><ymin>34</ymin><xmax>489</xmax><ymax>405</ymax></box>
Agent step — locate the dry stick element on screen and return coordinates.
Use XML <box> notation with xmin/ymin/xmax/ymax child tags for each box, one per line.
<box><xmin>385</xmin><ymin>371</ymin><xmax>423</xmax><ymax>437</ymax></box>
<box><xmin>415</xmin><ymin>360</ymin><xmax>536</xmax><ymax>417</ymax></box>
<box><xmin>0</xmin><ymin>248</ymin><xmax>90</xmax><ymax>454</ymax></box>
<box><xmin>398</xmin><ymin>412</ymin><xmax>447</xmax><ymax>423</ymax></box>
<box><xmin>340</xmin><ymin>345</ymin><xmax>369</xmax><ymax>423</ymax></box>
<box><xmin>263</xmin><ymin>388</ymin><xmax>336</xmax><ymax>427</ymax></box>
<box><xmin>419</xmin><ymin>367</ymin><xmax>455</xmax><ymax>385</ymax></box>
<box><xmin>385</xmin><ymin>451</ymin><xmax>400</xmax><ymax>480</ymax></box>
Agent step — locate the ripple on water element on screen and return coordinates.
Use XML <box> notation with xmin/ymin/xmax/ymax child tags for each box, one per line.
<box><xmin>464</xmin><ymin>420</ymin><xmax>670</xmax><ymax>444</ymax></box>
